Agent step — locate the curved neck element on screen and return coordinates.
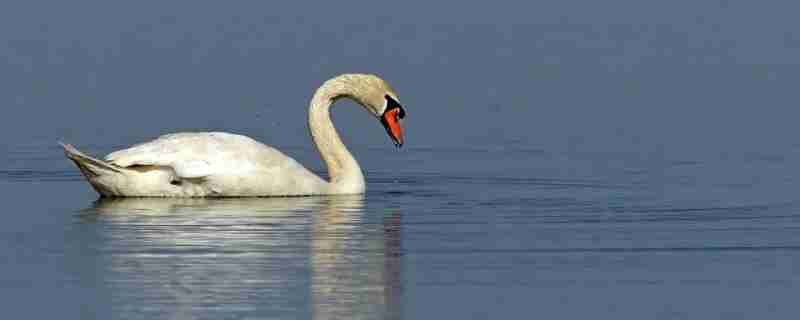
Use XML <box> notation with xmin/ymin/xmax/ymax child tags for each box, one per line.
<box><xmin>308</xmin><ymin>81</ymin><xmax>365</xmax><ymax>194</ymax></box>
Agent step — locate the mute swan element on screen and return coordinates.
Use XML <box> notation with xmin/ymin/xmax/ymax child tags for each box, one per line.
<box><xmin>62</xmin><ymin>74</ymin><xmax>406</xmax><ymax>197</ymax></box>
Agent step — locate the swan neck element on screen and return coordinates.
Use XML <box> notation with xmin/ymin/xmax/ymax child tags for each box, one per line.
<box><xmin>308</xmin><ymin>83</ymin><xmax>365</xmax><ymax>194</ymax></box>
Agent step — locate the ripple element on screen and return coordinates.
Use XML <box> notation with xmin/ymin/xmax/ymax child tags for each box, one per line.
<box><xmin>411</xmin><ymin>245</ymin><xmax>800</xmax><ymax>255</ymax></box>
<box><xmin>372</xmin><ymin>172</ymin><xmax>630</xmax><ymax>190</ymax></box>
<box><xmin>0</xmin><ymin>169</ymin><xmax>81</xmax><ymax>182</ymax></box>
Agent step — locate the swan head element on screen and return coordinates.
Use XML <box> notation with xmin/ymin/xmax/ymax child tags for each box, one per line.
<box><xmin>324</xmin><ymin>74</ymin><xmax>406</xmax><ymax>147</ymax></box>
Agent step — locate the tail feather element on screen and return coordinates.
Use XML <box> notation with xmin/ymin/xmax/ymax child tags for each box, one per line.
<box><xmin>60</xmin><ymin>142</ymin><xmax>122</xmax><ymax>176</ymax></box>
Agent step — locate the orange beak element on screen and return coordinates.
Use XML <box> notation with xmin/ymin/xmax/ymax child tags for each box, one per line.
<box><xmin>381</xmin><ymin>107</ymin><xmax>405</xmax><ymax>148</ymax></box>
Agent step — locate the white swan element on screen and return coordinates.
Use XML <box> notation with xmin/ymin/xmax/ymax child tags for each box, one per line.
<box><xmin>62</xmin><ymin>74</ymin><xmax>406</xmax><ymax>197</ymax></box>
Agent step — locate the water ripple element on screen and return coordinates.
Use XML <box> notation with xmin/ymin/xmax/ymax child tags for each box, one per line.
<box><xmin>0</xmin><ymin>169</ymin><xmax>81</xmax><ymax>182</ymax></box>
<box><xmin>411</xmin><ymin>245</ymin><xmax>800</xmax><ymax>255</ymax></box>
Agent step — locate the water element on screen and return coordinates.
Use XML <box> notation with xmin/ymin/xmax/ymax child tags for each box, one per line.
<box><xmin>3</xmin><ymin>143</ymin><xmax>800</xmax><ymax>318</ymax></box>
<box><xmin>3</xmin><ymin>1</ymin><xmax>800</xmax><ymax>318</ymax></box>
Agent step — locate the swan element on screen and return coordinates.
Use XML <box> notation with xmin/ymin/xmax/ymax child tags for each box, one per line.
<box><xmin>62</xmin><ymin>73</ymin><xmax>406</xmax><ymax>197</ymax></box>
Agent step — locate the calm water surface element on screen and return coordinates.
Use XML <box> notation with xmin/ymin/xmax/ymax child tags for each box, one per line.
<box><xmin>4</xmin><ymin>1</ymin><xmax>800</xmax><ymax>318</ymax></box>
<box><xmin>2</xmin><ymin>142</ymin><xmax>800</xmax><ymax>319</ymax></box>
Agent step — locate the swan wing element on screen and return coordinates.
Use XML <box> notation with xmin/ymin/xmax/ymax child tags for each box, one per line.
<box><xmin>98</xmin><ymin>132</ymin><xmax>327</xmax><ymax>196</ymax></box>
<box><xmin>172</xmin><ymin>160</ymin><xmax>213</xmax><ymax>178</ymax></box>
<box><xmin>105</xmin><ymin>132</ymin><xmax>287</xmax><ymax>179</ymax></box>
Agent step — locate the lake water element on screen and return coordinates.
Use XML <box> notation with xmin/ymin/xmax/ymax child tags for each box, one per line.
<box><xmin>3</xmin><ymin>1</ymin><xmax>800</xmax><ymax>319</ymax></box>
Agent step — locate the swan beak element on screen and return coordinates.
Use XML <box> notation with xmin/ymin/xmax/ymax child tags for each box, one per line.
<box><xmin>381</xmin><ymin>107</ymin><xmax>404</xmax><ymax>148</ymax></box>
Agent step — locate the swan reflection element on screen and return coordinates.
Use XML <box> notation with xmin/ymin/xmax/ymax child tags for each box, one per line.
<box><xmin>84</xmin><ymin>196</ymin><xmax>401</xmax><ymax>319</ymax></box>
<box><xmin>311</xmin><ymin>199</ymin><xmax>402</xmax><ymax>319</ymax></box>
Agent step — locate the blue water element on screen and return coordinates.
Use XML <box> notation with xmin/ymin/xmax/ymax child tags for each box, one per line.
<box><xmin>3</xmin><ymin>1</ymin><xmax>800</xmax><ymax>318</ymax></box>
<box><xmin>3</xmin><ymin>142</ymin><xmax>800</xmax><ymax>318</ymax></box>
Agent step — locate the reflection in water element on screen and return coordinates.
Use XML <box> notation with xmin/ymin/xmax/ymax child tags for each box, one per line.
<box><xmin>384</xmin><ymin>212</ymin><xmax>403</xmax><ymax>320</ymax></box>
<box><xmin>310</xmin><ymin>199</ymin><xmax>402</xmax><ymax>320</ymax></box>
<box><xmin>85</xmin><ymin>196</ymin><xmax>401</xmax><ymax>319</ymax></box>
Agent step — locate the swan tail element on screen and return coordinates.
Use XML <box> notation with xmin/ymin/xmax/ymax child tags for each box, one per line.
<box><xmin>61</xmin><ymin>141</ymin><xmax>125</xmax><ymax>180</ymax></box>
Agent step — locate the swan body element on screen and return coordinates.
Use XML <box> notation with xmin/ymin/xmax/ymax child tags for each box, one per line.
<box><xmin>63</xmin><ymin>74</ymin><xmax>406</xmax><ymax>197</ymax></box>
